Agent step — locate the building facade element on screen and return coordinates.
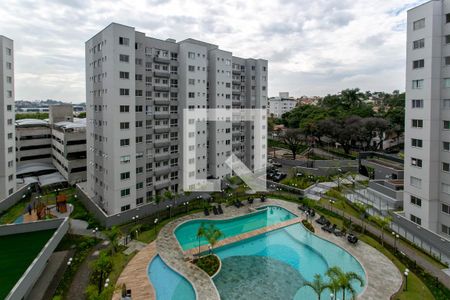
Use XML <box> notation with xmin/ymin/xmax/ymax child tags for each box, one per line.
<box><xmin>85</xmin><ymin>23</ymin><xmax>268</xmax><ymax>215</ymax></box>
<box><xmin>0</xmin><ymin>36</ymin><xmax>16</xmax><ymax>199</ymax></box>
<box><xmin>268</xmin><ymin>92</ymin><xmax>298</xmax><ymax>118</ymax></box>
<box><xmin>404</xmin><ymin>0</ymin><xmax>450</xmax><ymax>239</ymax></box>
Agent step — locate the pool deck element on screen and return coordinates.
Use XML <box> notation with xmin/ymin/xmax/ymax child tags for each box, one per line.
<box><xmin>117</xmin><ymin>199</ymin><xmax>402</xmax><ymax>300</ymax></box>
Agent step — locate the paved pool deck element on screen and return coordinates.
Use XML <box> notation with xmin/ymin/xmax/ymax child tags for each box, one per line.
<box><xmin>116</xmin><ymin>199</ymin><xmax>402</xmax><ymax>300</ymax></box>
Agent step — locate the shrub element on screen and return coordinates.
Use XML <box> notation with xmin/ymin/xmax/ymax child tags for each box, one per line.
<box><xmin>302</xmin><ymin>219</ymin><xmax>315</xmax><ymax>233</ymax></box>
<box><xmin>194</xmin><ymin>254</ymin><xmax>220</xmax><ymax>276</ymax></box>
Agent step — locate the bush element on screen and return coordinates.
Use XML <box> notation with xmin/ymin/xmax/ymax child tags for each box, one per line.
<box><xmin>302</xmin><ymin>219</ymin><xmax>315</xmax><ymax>233</ymax></box>
<box><xmin>194</xmin><ymin>254</ymin><xmax>220</xmax><ymax>276</ymax></box>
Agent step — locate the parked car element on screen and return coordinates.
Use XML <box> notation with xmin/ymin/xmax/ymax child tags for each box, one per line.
<box><xmin>272</xmin><ymin>172</ymin><xmax>287</xmax><ymax>182</ymax></box>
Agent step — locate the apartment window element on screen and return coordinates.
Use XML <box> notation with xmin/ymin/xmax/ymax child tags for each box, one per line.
<box><xmin>6</xmin><ymin>62</ymin><xmax>11</xmax><ymax>69</ymax></box>
<box><xmin>410</xmin><ymin>214</ymin><xmax>422</xmax><ymax>225</ymax></box>
<box><xmin>446</xmin><ymin>35</ymin><xmax>450</xmax><ymax>44</ymax></box>
<box><xmin>120</xmin><ymin>105</ymin><xmax>130</xmax><ymax>113</ymax></box>
<box><xmin>120</xmin><ymin>172</ymin><xmax>130</xmax><ymax>180</ymax></box>
<box><xmin>442</xmin><ymin>224</ymin><xmax>450</xmax><ymax>236</ymax></box>
<box><xmin>188</xmin><ymin>52</ymin><xmax>195</xmax><ymax>59</ymax></box>
<box><xmin>7</xmin><ymin>90</ymin><xmax>12</xmax><ymax>98</ymax></box>
<box><xmin>445</xmin><ymin>78</ymin><xmax>450</xmax><ymax>88</ymax></box>
<box><xmin>119</xmin><ymin>54</ymin><xmax>129</xmax><ymax>62</ymax></box>
<box><xmin>411</xmin><ymin>157</ymin><xmax>422</xmax><ymax>168</ymax></box>
<box><xmin>444</xmin><ymin>141</ymin><xmax>450</xmax><ymax>151</ymax></box>
<box><xmin>119</xmin><ymin>37</ymin><xmax>130</xmax><ymax>46</ymax></box>
<box><xmin>412</xmin><ymin>119</ymin><xmax>423</xmax><ymax>128</ymax></box>
<box><xmin>136</xmin><ymin>136</ymin><xmax>143</xmax><ymax>143</ymax></box>
<box><xmin>120</xmin><ymin>122</ymin><xmax>130</xmax><ymax>130</ymax></box>
<box><xmin>188</xmin><ymin>65</ymin><xmax>195</xmax><ymax>72</ymax></box>
<box><xmin>447</xmin><ymin>13</ymin><xmax>450</xmax><ymax>23</ymax></box>
<box><xmin>443</xmin><ymin>203</ymin><xmax>450</xmax><ymax>214</ymax></box>
<box><xmin>411</xmin><ymin>138</ymin><xmax>423</xmax><ymax>148</ymax></box>
<box><xmin>120</xmin><ymin>155</ymin><xmax>131</xmax><ymax>164</ymax></box>
<box><xmin>411</xmin><ymin>195</ymin><xmax>422</xmax><ymax>207</ymax></box>
<box><xmin>442</xmin><ymin>183</ymin><xmax>450</xmax><ymax>195</ymax></box>
<box><xmin>443</xmin><ymin>99</ymin><xmax>450</xmax><ymax>109</ymax></box>
<box><xmin>188</xmin><ymin>92</ymin><xmax>195</xmax><ymax>98</ymax></box>
<box><xmin>121</xmin><ymin>205</ymin><xmax>130</xmax><ymax>211</ymax></box>
<box><xmin>120</xmin><ymin>188</ymin><xmax>130</xmax><ymax>197</ymax></box>
<box><xmin>188</xmin><ymin>78</ymin><xmax>195</xmax><ymax>85</ymax></box>
<box><xmin>413</xmin><ymin>59</ymin><xmax>424</xmax><ymax>69</ymax></box>
<box><xmin>413</xmin><ymin>18</ymin><xmax>425</xmax><ymax>30</ymax></box>
<box><xmin>120</xmin><ymin>139</ymin><xmax>130</xmax><ymax>146</ymax></box>
<box><xmin>120</xmin><ymin>88</ymin><xmax>130</xmax><ymax>96</ymax></box>
<box><xmin>6</xmin><ymin>105</ymin><xmax>12</xmax><ymax>111</ymax></box>
<box><xmin>135</xmin><ymin>90</ymin><xmax>143</xmax><ymax>96</ymax></box>
<box><xmin>446</xmin><ymin>57</ymin><xmax>450</xmax><ymax>66</ymax></box>
<box><xmin>7</xmin><ymin>133</ymin><xmax>12</xmax><ymax>139</ymax></box>
<box><xmin>135</xmin><ymin>58</ymin><xmax>143</xmax><ymax>65</ymax></box>
<box><xmin>443</xmin><ymin>162</ymin><xmax>450</xmax><ymax>172</ymax></box>
<box><xmin>136</xmin><ymin>121</ymin><xmax>143</xmax><ymax>128</ymax></box>
<box><xmin>119</xmin><ymin>71</ymin><xmax>129</xmax><ymax>79</ymax></box>
<box><xmin>413</xmin><ymin>38</ymin><xmax>425</xmax><ymax>49</ymax></box>
<box><xmin>136</xmin><ymin>105</ymin><xmax>143</xmax><ymax>112</ymax></box>
<box><xmin>135</xmin><ymin>74</ymin><xmax>143</xmax><ymax>81</ymax></box>
<box><xmin>136</xmin><ymin>197</ymin><xmax>144</xmax><ymax>206</ymax></box>
<box><xmin>412</xmin><ymin>99</ymin><xmax>423</xmax><ymax>108</ymax></box>
<box><xmin>412</xmin><ymin>79</ymin><xmax>424</xmax><ymax>89</ymax></box>
<box><xmin>6</xmin><ymin>48</ymin><xmax>11</xmax><ymax>55</ymax></box>
<box><xmin>444</xmin><ymin>120</ymin><xmax>450</xmax><ymax>130</ymax></box>
<box><xmin>136</xmin><ymin>182</ymin><xmax>143</xmax><ymax>189</ymax></box>
<box><xmin>6</xmin><ymin>76</ymin><xmax>12</xmax><ymax>83</ymax></box>
<box><xmin>410</xmin><ymin>176</ymin><xmax>422</xmax><ymax>189</ymax></box>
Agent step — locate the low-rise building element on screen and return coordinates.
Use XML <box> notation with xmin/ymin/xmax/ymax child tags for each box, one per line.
<box><xmin>15</xmin><ymin>119</ymin><xmax>52</xmax><ymax>166</ymax></box>
<box><xmin>268</xmin><ymin>92</ymin><xmax>298</xmax><ymax>118</ymax></box>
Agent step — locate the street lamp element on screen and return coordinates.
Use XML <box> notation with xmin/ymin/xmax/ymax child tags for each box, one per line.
<box><xmin>404</xmin><ymin>268</ymin><xmax>409</xmax><ymax>291</ymax></box>
<box><xmin>392</xmin><ymin>232</ymin><xmax>399</xmax><ymax>251</ymax></box>
<box><xmin>154</xmin><ymin>218</ymin><xmax>158</xmax><ymax>235</ymax></box>
<box><xmin>67</xmin><ymin>257</ymin><xmax>73</xmax><ymax>266</ymax></box>
<box><xmin>330</xmin><ymin>293</ymin><xmax>334</xmax><ymax>300</ymax></box>
<box><xmin>166</xmin><ymin>205</ymin><xmax>172</xmax><ymax>218</ymax></box>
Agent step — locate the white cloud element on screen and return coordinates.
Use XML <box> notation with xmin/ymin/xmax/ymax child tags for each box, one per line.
<box><xmin>0</xmin><ymin>0</ymin><xmax>427</xmax><ymax>101</ymax></box>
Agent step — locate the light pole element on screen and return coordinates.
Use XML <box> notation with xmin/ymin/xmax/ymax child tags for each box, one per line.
<box><xmin>67</xmin><ymin>257</ymin><xmax>73</xmax><ymax>267</ymax></box>
<box><xmin>404</xmin><ymin>268</ymin><xmax>409</xmax><ymax>291</ymax></box>
<box><xmin>392</xmin><ymin>232</ymin><xmax>399</xmax><ymax>251</ymax></box>
<box><xmin>330</xmin><ymin>293</ymin><xmax>334</xmax><ymax>300</ymax></box>
<box><xmin>166</xmin><ymin>205</ymin><xmax>172</xmax><ymax>218</ymax></box>
<box><xmin>132</xmin><ymin>215</ymin><xmax>139</xmax><ymax>224</ymax></box>
<box><xmin>154</xmin><ymin>218</ymin><xmax>159</xmax><ymax>235</ymax></box>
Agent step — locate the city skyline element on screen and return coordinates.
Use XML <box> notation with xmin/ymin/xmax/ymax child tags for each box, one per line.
<box><xmin>1</xmin><ymin>0</ymin><xmax>426</xmax><ymax>102</ymax></box>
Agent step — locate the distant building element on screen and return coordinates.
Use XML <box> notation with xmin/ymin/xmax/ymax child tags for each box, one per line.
<box><xmin>268</xmin><ymin>92</ymin><xmax>298</xmax><ymax>118</ymax></box>
<box><xmin>0</xmin><ymin>35</ymin><xmax>16</xmax><ymax>199</ymax></box>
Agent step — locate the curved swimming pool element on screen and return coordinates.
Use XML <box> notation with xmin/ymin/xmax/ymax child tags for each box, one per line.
<box><xmin>213</xmin><ymin>224</ymin><xmax>366</xmax><ymax>300</ymax></box>
<box><xmin>148</xmin><ymin>255</ymin><xmax>196</xmax><ymax>300</ymax></box>
<box><xmin>175</xmin><ymin>206</ymin><xmax>296</xmax><ymax>251</ymax></box>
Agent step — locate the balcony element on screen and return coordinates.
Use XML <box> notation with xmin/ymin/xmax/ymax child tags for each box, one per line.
<box><xmin>153</xmin><ymin>139</ymin><xmax>170</xmax><ymax>147</ymax></box>
<box><xmin>154</xmin><ymin>179</ymin><xmax>170</xmax><ymax>190</ymax></box>
<box><xmin>154</xmin><ymin>71</ymin><xmax>170</xmax><ymax>78</ymax></box>
<box><xmin>154</xmin><ymin>166</ymin><xmax>171</xmax><ymax>176</ymax></box>
<box><xmin>154</xmin><ymin>126</ymin><xmax>170</xmax><ymax>134</ymax></box>
<box><xmin>154</xmin><ymin>111</ymin><xmax>170</xmax><ymax>119</ymax></box>
<box><xmin>154</xmin><ymin>85</ymin><xmax>170</xmax><ymax>92</ymax></box>
<box><xmin>154</xmin><ymin>99</ymin><xmax>170</xmax><ymax>106</ymax></box>
<box><xmin>154</xmin><ymin>152</ymin><xmax>171</xmax><ymax>162</ymax></box>
<box><xmin>154</xmin><ymin>56</ymin><xmax>170</xmax><ymax>64</ymax></box>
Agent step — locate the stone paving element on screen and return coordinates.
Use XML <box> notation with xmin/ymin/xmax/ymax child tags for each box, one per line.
<box><xmin>118</xmin><ymin>199</ymin><xmax>402</xmax><ymax>300</ymax></box>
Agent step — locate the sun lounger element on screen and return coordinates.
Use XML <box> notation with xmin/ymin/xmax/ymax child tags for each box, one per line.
<box><xmin>204</xmin><ymin>207</ymin><xmax>210</xmax><ymax>216</ymax></box>
<box><xmin>218</xmin><ymin>204</ymin><xmax>224</xmax><ymax>214</ymax></box>
<box><xmin>213</xmin><ymin>206</ymin><xmax>219</xmax><ymax>215</ymax></box>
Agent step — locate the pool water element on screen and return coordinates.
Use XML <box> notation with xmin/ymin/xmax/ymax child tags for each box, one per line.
<box><xmin>213</xmin><ymin>224</ymin><xmax>366</xmax><ymax>300</ymax></box>
<box><xmin>148</xmin><ymin>255</ymin><xmax>196</xmax><ymax>300</ymax></box>
<box><xmin>175</xmin><ymin>206</ymin><xmax>296</xmax><ymax>251</ymax></box>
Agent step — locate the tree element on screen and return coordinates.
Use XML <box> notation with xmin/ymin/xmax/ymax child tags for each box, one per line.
<box><xmin>90</xmin><ymin>251</ymin><xmax>112</xmax><ymax>294</ymax></box>
<box><xmin>163</xmin><ymin>190</ymin><xmax>174</xmax><ymax>205</ymax></box>
<box><xmin>196</xmin><ymin>223</ymin><xmax>223</xmax><ymax>255</ymax></box>
<box><xmin>105</xmin><ymin>226</ymin><xmax>121</xmax><ymax>254</ymax></box>
<box><xmin>326</xmin><ymin>266</ymin><xmax>364</xmax><ymax>300</ymax></box>
<box><xmin>368</xmin><ymin>215</ymin><xmax>392</xmax><ymax>246</ymax></box>
<box><xmin>303</xmin><ymin>274</ymin><xmax>329</xmax><ymax>300</ymax></box>
<box><xmin>281</xmin><ymin>128</ymin><xmax>305</xmax><ymax>160</ymax></box>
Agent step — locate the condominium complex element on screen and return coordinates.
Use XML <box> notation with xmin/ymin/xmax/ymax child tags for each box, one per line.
<box><xmin>404</xmin><ymin>0</ymin><xmax>450</xmax><ymax>239</ymax></box>
<box><xmin>85</xmin><ymin>23</ymin><xmax>268</xmax><ymax>215</ymax></box>
<box><xmin>268</xmin><ymin>92</ymin><xmax>298</xmax><ymax>118</ymax></box>
<box><xmin>0</xmin><ymin>36</ymin><xmax>16</xmax><ymax>199</ymax></box>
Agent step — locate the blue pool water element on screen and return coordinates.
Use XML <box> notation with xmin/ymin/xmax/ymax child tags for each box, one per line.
<box><xmin>213</xmin><ymin>224</ymin><xmax>366</xmax><ymax>300</ymax></box>
<box><xmin>148</xmin><ymin>255</ymin><xmax>196</xmax><ymax>300</ymax></box>
<box><xmin>14</xmin><ymin>215</ymin><xmax>24</xmax><ymax>224</ymax></box>
<box><xmin>175</xmin><ymin>206</ymin><xmax>296</xmax><ymax>250</ymax></box>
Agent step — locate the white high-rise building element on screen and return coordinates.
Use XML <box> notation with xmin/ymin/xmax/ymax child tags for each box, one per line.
<box><xmin>0</xmin><ymin>36</ymin><xmax>16</xmax><ymax>199</ymax></box>
<box><xmin>85</xmin><ymin>23</ymin><xmax>268</xmax><ymax>215</ymax></box>
<box><xmin>404</xmin><ymin>0</ymin><xmax>450</xmax><ymax>239</ymax></box>
<box><xmin>268</xmin><ymin>92</ymin><xmax>298</xmax><ymax>118</ymax></box>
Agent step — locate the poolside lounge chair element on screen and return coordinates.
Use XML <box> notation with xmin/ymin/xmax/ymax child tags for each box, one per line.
<box><xmin>298</xmin><ymin>204</ymin><xmax>308</xmax><ymax>212</ymax></box>
<box><xmin>347</xmin><ymin>233</ymin><xmax>358</xmax><ymax>244</ymax></box>
<box><xmin>204</xmin><ymin>207</ymin><xmax>210</xmax><ymax>216</ymax></box>
<box><xmin>218</xmin><ymin>204</ymin><xmax>224</xmax><ymax>214</ymax></box>
<box><xmin>213</xmin><ymin>206</ymin><xmax>219</xmax><ymax>215</ymax></box>
<box><xmin>315</xmin><ymin>215</ymin><xmax>328</xmax><ymax>225</ymax></box>
<box><xmin>333</xmin><ymin>227</ymin><xmax>345</xmax><ymax>237</ymax></box>
<box><xmin>308</xmin><ymin>209</ymin><xmax>316</xmax><ymax>217</ymax></box>
<box><xmin>322</xmin><ymin>223</ymin><xmax>336</xmax><ymax>233</ymax></box>
<box><xmin>248</xmin><ymin>197</ymin><xmax>254</xmax><ymax>204</ymax></box>
<box><xmin>261</xmin><ymin>196</ymin><xmax>266</xmax><ymax>202</ymax></box>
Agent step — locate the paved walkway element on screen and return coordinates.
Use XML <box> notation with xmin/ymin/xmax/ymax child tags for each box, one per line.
<box><xmin>113</xmin><ymin>242</ymin><xmax>157</xmax><ymax>300</ymax></box>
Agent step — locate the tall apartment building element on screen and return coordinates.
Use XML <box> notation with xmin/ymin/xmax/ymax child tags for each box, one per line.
<box><xmin>0</xmin><ymin>36</ymin><xmax>16</xmax><ymax>199</ymax></box>
<box><xmin>404</xmin><ymin>0</ymin><xmax>450</xmax><ymax>239</ymax></box>
<box><xmin>85</xmin><ymin>23</ymin><xmax>268</xmax><ymax>215</ymax></box>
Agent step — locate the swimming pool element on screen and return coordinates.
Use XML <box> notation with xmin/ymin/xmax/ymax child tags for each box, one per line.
<box><xmin>213</xmin><ymin>224</ymin><xmax>366</xmax><ymax>300</ymax></box>
<box><xmin>148</xmin><ymin>255</ymin><xmax>196</xmax><ymax>300</ymax></box>
<box><xmin>175</xmin><ymin>206</ymin><xmax>296</xmax><ymax>251</ymax></box>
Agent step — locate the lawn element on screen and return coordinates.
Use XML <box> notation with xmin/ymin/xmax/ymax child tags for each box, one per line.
<box><xmin>0</xmin><ymin>229</ymin><xmax>55</xmax><ymax>299</ymax></box>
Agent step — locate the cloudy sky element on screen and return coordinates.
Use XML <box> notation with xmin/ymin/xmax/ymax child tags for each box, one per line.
<box><xmin>1</xmin><ymin>0</ymin><xmax>426</xmax><ymax>102</ymax></box>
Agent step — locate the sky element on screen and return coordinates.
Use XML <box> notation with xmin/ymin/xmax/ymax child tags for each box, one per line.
<box><xmin>0</xmin><ymin>0</ymin><xmax>427</xmax><ymax>102</ymax></box>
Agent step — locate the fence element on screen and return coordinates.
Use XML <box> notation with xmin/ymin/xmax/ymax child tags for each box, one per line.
<box><xmin>2</xmin><ymin>218</ymin><xmax>69</xmax><ymax>300</ymax></box>
<box><xmin>273</xmin><ymin>158</ymin><xmax>357</xmax><ymax>176</ymax></box>
<box><xmin>0</xmin><ymin>183</ymin><xmax>36</xmax><ymax>214</ymax></box>
<box><xmin>76</xmin><ymin>184</ymin><xmax>211</xmax><ymax>228</ymax></box>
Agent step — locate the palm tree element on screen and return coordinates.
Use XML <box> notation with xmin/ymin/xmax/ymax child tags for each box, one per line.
<box><xmin>326</xmin><ymin>266</ymin><xmax>364</xmax><ymax>300</ymax></box>
<box><xmin>105</xmin><ymin>226</ymin><xmax>121</xmax><ymax>254</ymax></box>
<box><xmin>196</xmin><ymin>223</ymin><xmax>223</xmax><ymax>256</ymax></box>
<box><xmin>303</xmin><ymin>274</ymin><xmax>329</xmax><ymax>300</ymax></box>
<box><xmin>368</xmin><ymin>215</ymin><xmax>391</xmax><ymax>246</ymax></box>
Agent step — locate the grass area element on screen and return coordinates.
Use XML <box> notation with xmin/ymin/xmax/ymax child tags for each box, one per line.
<box><xmin>194</xmin><ymin>254</ymin><xmax>220</xmax><ymax>276</ymax></box>
<box><xmin>359</xmin><ymin>235</ymin><xmax>434</xmax><ymax>300</ymax></box>
<box><xmin>0</xmin><ymin>229</ymin><xmax>56</xmax><ymax>299</ymax></box>
<box><xmin>53</xmin><ymin>234</ymin><xmax>99</xmax><ymax>299</ymax></box>
<box><xmin>0</xmin><ymin>198</ymin><xmax>28</xmax><ymax>224</ymax></box>
<box><xmin>68</xmin><ymin>197</ymin><xmax>101</xmax><ymax>229</ymax></box>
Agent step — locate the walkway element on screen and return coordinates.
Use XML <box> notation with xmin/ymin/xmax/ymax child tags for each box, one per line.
<box><xmin>113</xmin><ymin>242</ymin><xmax>157</xmax><ymax>300</ymax></box>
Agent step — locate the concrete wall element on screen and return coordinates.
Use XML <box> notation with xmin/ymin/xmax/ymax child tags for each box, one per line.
<box><xmin>2</xmin><ymin>218</ymin><xmax>69</xmax><ymax>300</ymax></box>
<box><xmin>0</xmin><ymin>182</ymin><xmax>34</xmax><ymax>214</ymax></box>
<box><xmin>274</xmin><ymin>158</ymin><xmax>357</xmax><ymax>176</ymax></box>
